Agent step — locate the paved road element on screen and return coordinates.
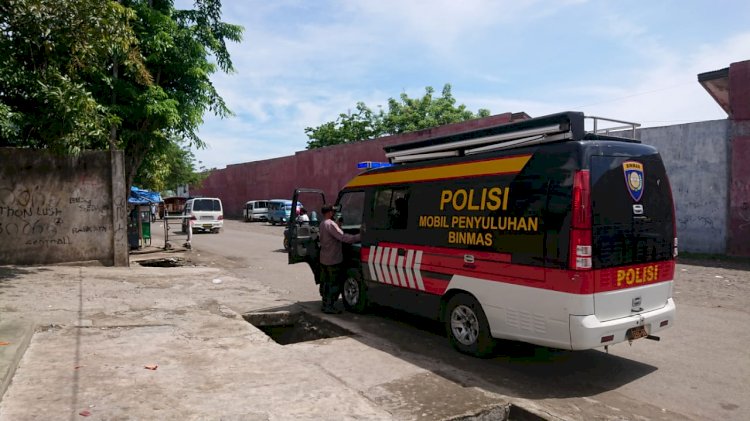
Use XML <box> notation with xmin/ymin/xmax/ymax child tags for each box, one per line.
<box><xmin>186</xmin><ymin>219</ymin><xmax>750</xmax><ymax>420</ymax></box>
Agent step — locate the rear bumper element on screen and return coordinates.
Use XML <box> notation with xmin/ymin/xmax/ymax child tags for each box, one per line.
<box><xmin>192</xmin><ymin>221</ymin><xmax>223</xmax><ymax>231</ymax></box>
<box><xmin>569</xmin><ymin>298</ymin><xmax>675</xmax><ymax>350</ymax></box>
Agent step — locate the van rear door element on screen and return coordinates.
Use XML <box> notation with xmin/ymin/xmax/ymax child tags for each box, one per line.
<box><xmin>590</xmin><ymin>152</ymin><xmax>676</xmax><ymax>321</ymax></box>
<box><xmin>288</xmin><ymin>189</ymin><xmax>326</xmax><ymax>265</ymax></box>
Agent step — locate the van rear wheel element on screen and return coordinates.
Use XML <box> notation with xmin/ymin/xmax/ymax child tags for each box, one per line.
<box><xmin>445</xmin><ymin>294</ymin><xmax>494</xmax><ymax>357</ymax></box>
<box><xmin>342</xmin><ymin>269</ymin><xmax>368</xmax><ymax>313</ymax></box>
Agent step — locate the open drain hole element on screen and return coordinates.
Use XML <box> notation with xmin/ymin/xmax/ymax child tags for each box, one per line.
<box><xmin>449</xmin><ymin>403</ymin><xmax>547</xmax><ymax>421</ymax></box>
<box><xmin>137</xmin><ymin>257</ymin><xmax>186</xmax><ymax>267</ymax></box>
<box><xmin>243</xmin><ymin>311</ymin><xmax>352</xmax><ymax>345</ymax></box>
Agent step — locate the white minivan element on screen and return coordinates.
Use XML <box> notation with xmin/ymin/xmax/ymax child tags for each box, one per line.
<box><xmin>243</xmin><ymin>200</ymin><xmax>269</xmax><ymax>222</ymax></box>
<box><xmin>182</xmin><ymin>197</ymin><xmax>223</xmax><ymax>233</ymax></box>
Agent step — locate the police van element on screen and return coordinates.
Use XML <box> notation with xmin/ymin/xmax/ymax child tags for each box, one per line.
<box><xmin>287</xmin><ymin>111</ymin><xmax>677</xmax><ymax>356</ymax></box>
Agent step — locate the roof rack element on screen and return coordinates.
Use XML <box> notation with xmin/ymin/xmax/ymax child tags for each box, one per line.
<box><xmin>585</xmin><ymin>116</ymin><xmax>640</xmax><ymax>139</ymax></box>
<box><xmin>383</xmin><ymin>111</ymin><xmax>640</xmax><ymax>164</ymax></box>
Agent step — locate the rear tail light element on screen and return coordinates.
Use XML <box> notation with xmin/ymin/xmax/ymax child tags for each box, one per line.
<box><xmin>218</xmin><ymin>215</ymin><xmax>224</xmax><ymax>221</ymax></box>
<box><xmin>571</xmin><ymin>170</ymin><xmax>591</xmax><ymax>228</ymax></box>
<box><xmin>569</xmin><ymin>170</ymin><xmax>592</xmax><ymax>270</ymax></box>
<box><xmin>190</xmin><ymin>214</ymin><xmax>197</xmax><ymax>221</ymax></box>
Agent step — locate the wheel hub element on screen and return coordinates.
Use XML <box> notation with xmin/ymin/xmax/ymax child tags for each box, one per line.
<box><xmin>343</xmin><ymin>278</ymin><xmax>359</xmax><ymax>305</ymax></box>
<box><xmin>451</xmin><ymin>304</ymin><xmax>479</xmax><ymax>346</ymax></box>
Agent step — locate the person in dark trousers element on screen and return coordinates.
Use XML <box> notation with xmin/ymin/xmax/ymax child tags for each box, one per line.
<box><xmin>319</xmin><ymin>204</ymin><xmax>360</xmax><ymax>314</ymax></box>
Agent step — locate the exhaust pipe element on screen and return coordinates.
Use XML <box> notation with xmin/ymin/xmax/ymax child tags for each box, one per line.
<box><xmin>646</xmin><ymin>335</ymin><xmax>660</xmax><ymax>341</ymax></box>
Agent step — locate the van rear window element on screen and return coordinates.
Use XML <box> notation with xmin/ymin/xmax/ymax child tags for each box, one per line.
<box><xmin>590</xmin><ymin>155</ymin><xmax>674</xmax><ymax>268</ymax></box>
<box><xmin>193</xmin><ymin>199</ymin><xmax>221</xmax><ymax>211</ymax></box>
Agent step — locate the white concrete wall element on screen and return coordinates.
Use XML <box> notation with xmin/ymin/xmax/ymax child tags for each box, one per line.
<box><xmin>639</xmin><ymin>120</ymin><xmax>730</xmax><ymax>254</ymax></box>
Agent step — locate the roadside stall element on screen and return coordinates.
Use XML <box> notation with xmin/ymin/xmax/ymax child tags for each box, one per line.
<box><xmin>127</xmin><ymin>186</ymin><xmax>163</xmax><ymax>249</ymax></box>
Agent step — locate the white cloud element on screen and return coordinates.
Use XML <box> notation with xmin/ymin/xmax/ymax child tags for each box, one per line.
<box><xmin>188</xmin><ymin>0</ymin><xmax>749</xmax><ymax>169</ymax></box>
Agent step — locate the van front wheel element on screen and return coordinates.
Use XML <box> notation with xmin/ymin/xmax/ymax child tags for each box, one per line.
<box><xmin>342</xmin><ymin>269</ymin><xmax>368</xmax><ymax>313</ymax></box>
<box><xmin>445</xmin><ymin>294</ymin><xmax>494</xmax><ymax>357</ymax></box>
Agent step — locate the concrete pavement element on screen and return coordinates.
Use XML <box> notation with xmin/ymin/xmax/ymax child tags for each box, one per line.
<box><xmin>0</xmin><ymin>250</ymin><xmax>545</xmax><ymax>421</ymax></box>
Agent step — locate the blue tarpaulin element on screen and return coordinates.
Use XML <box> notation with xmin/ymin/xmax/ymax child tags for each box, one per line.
<box><xmin>128</xmin><ymin>186</ymin><xmax>163</xmax><ymax>205</ymax></box>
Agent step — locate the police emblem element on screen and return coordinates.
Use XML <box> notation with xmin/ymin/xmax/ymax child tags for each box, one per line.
<box><xmin>622</xmin><ymin>161</ymin><xmax>644</xmax><ymax>202</ymax></box>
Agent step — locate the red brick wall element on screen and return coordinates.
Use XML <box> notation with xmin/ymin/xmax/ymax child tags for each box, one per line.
<box><xmin>728</xmin><ymin>60</ymin><xmax>750</xmax><ymax>256</ymax></box>
<box><xmin>192</xmin><ymin>113</ymin><xmax>518</xmax><ymax>217</ymax></box>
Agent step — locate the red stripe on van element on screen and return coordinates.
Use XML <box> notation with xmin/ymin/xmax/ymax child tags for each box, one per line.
<box><xmin>421</xmin><ymin>275</ymin><xmax>450</xmax><ymax>295</ymax></box>
<box><xmin>360</xmin><ymin>245</ymin><xmax>674</xmax><ymax>295</ymax></box>
<box><xmin>375</xmin><ymin>243</ymin><xmax>512</xmax><ymax>263</ymax></box>
<box><xmin>594</xmin><ymin>261</ymin><xmax>675</xmax><ymax>292</ymax></box>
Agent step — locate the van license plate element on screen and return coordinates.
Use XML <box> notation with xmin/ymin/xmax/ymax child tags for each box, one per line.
<box><xmin>203</xmin><ymin>224</ymin><xmax>212</xmax><ymax>229</ymax></box>
<box><xmin>627</xmin><ymin>326</ymin><xmax>648</xmax><ymax>341</ymax></box>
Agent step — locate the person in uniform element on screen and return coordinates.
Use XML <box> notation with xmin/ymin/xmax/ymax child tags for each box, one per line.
<box><xmin>318</xmin><ymin>204</ymin><xmax>360</xmax><ymax>313</ymax></box>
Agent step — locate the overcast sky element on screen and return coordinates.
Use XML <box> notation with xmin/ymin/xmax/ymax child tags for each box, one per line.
<box><xmin>178</xmin><ymin>0</ymin><xmax>750</xmax><ymax>170</ymax></box>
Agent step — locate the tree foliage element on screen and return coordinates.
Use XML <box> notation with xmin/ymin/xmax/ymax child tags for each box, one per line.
<box><xmin>0</xmin><ymin>0</ymin><xmax>242</xmax><ymax>189</ymax></box>
<box><xmin>305</xmin><ymin>84</ymin><xmax>490</xmax><ymax>149</ymax></box>
<box><xmin>133</xmin><ymin>137</ymin><xmax>206</xmax><ymax>192</ymax></box>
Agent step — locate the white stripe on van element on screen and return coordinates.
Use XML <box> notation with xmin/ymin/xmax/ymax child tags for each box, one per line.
<box><xmin>405</xmin><ymin>249</ymin><xmax>416</xmax><ymax>289</ymax></box>
<box><xmin>388</xmin><ymin>249</ymin><xmax>399</xmax><ymax>286</ymax></box>
<box><xmin>373</xmin><ymin>246</ymin><xmax>385</xmax><ymax>284</ymax></box>
<box><xmin>396</xmin><ymin>255</ymin><xmax>407</xmax><ymax>287</ymax></box>
<box><xmin>414</xmin><ymin>250</ymin><xmax>425</xmax><ymax>291</ymax></box>
<box><xmin>368</xmin><ymin>246</ymin><xmax>424</xmax><ymax>291</ymax></box>
<box><xmin>380</xmin><ymin>247</ymin><xmax>392</xmax><ymax>284</ymax></box>
<box><xmin>368</xmin><ymin>246</ymin><xmax>377</xmax><ymax>283</ymax></box>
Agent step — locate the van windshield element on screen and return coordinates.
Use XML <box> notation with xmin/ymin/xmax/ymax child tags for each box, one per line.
<box><xmin>590</xmin><ymin>154</ymin><xmax>674</xmax><ymax>268</ymax></box>
<box><xmin>193</xmin><ymin>199</ymin><xmax>221</xmax><ymax>211</ymax></box>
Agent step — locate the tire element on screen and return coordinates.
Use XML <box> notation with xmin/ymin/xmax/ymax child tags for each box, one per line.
<box><xmin>283</xmin><ymin>236</ymin><xmax>289</xmax><ymax>251</ymax></box>
<box><xmin>342</xmin><ymin>269</ymin><xmax>368</xmax><ymax>313</ymax></box>
<box><xmin>445</xmin><ymin>294</ymin><xmax>494</xmax><ymax>357</ymax></box>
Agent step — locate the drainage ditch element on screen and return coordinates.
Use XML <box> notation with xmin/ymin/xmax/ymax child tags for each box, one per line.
<box><xmin>243</xmin><ymin>311</ymin><xmax>352</xmax><ymax>345</ymax></box>
<box><xmin>137</xmin><ymin>257</ymin><xmax>187</xmax><ymax>267</ymax></box>
<box><xmin>449</xmin><ymin>403</ymin><xmax>548</xmax><ymax>421</ymax></box>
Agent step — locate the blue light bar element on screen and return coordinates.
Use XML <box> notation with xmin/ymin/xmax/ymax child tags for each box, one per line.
<box><xmin>357</xmin><ymin>161</ymin><xmax>393</xmax><ymax>169</ymax></box>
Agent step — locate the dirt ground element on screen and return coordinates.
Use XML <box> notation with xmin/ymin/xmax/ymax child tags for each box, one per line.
<box><xmin>673</xmin><ymin>257</ymin><xmax>750</xmax><ymax>314</ymax></box>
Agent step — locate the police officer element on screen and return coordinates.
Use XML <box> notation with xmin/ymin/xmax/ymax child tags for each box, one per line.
<box><xmin>318</xmin><ymin>204</ymin><xmax>360</xmax><ymax>313</ymax></box>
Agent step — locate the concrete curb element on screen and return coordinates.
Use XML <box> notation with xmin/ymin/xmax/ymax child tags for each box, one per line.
<box><xmin>0</xmin><ymin>321</ymin><xmax>35</xmax><ymax>404</ymax></box>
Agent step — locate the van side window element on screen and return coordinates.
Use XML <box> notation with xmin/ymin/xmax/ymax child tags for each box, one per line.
<box><xmin>338</xmin><ymin>191</ymin><xmax>365</xmax><ymax>227</ymax></box>
<box><xmin>372</xmin><ymin>188</ymin><xmax>409</xmax><ymax>230</ymax></box>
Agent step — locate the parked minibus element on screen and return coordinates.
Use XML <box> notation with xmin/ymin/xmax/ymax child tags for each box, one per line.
<box><xmin>243</xmin><ymin>200</ymin><xmax>269</xmax><ymax>222</ymax></box>
<box><xmin>268</xmin><ymin>199</ymin><xmax>303</xmax><ymax>225</ymax></box>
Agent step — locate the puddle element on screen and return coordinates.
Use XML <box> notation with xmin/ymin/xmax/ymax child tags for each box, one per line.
<box><xmin>243</xmin><ymin>311</ymin><xmax>352</xmax><ymax>345</ymax></box>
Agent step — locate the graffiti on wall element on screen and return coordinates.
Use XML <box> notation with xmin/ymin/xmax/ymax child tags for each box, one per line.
<box><xmin>0</xmin><ymin>182</ymin><xmax>114</xmax><ymax>248</ymax></box>
<box><xmin>0</xmin><ymin>150</ymin><xmax>124</xmax><ymax>265</ymax></box>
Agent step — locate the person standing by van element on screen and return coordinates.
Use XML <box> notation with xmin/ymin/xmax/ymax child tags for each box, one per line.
<box><xmin>297</xmin><ymin>208</ymin><xmax>310</xmax><ymax>225</ymax></box>
<box><xmin>319</xmin><ymin>204</ymin><xmax>360</xmax><ymax>313</ymax></box>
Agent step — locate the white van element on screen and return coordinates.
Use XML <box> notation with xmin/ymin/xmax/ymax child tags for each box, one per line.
<box><xmin>243</xmin><ymin>200</ymin><xmax>269</xmax><ymax>222</ymax></box>
<box><xmin>182</xmin><ymin>197</ymin><xmax>223</xmax><ymax>233</ymax></box>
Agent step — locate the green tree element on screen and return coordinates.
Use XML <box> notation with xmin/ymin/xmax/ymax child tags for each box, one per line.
<box><xmin>304</xmin><ymin>102</ymin><xmax>384</xmax><ymax>149</ymax></box>
<box><xmin>305</xmin><ymin>84</ymin><xmax>490</xmax><ymax>149</ymax></box>
<box><xmin>0</xmin><ymin>0</ymin><xmax>242</xmax><ymax>188</ymax></box>
<box><xmin>0</xmin><ymin>0</ymin><xmax>148</xmax><ymax>152</ymax></box>
<box><xmin>133</xmin><ymin>138</ymin><xmax>206</xmax><ymax>192</ymax></box>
